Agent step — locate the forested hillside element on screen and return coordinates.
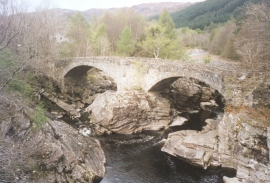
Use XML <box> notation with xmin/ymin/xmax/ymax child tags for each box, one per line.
<box><xmin>171</xmin><ymin>0</ymin><xmax>261</xmax><ymax>29</ymax></box>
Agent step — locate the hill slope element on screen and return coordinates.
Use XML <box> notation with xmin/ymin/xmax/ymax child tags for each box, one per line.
<box><xmin>54</xmin><ymin>2</ymin><xmax>193</xmax><ymax>23</ymax></box>
<box><xmin>171</xmin><ymin>0</ymin><xmax>261</xmax><ymax>29</ymax></box>
<box><xmin>131</xmin><ymin>2</ymin><xmax>193</xmax><ymax>17</ymax></box>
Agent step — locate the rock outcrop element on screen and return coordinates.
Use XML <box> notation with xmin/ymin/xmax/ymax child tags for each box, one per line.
<box><xmin>86</xmin><ymin>90</ymin><xmax>172</xmax><ymax>134</ymax></box>
<box><xmin>0</xmin><ymin>100</ymin><xmax>105</xmax><ymax>183</ymax></box>
<box><xmin>162</xmin><ymin>116</ymin><xmax>222</xmax><ymax>169</ymax></box>
<box><xmin>167</xmin><ymin>77</ymin><xmax>222</xmax><ymax>111</ymax></box>
<box><xmin>218</xmin><ymin>112</ymin><xmax>270</xmax><ymax>182</ymax></box>
<box><xmin>162</xmin><ymin>112</ymin><xmax>270</xmax><ymax>182</ymax></box>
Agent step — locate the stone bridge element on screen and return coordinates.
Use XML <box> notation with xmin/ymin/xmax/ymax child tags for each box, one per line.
<box><xmin>49</xmin><ymin>56</ymin><xmax>242</xmax><ymax>102</ymax></box>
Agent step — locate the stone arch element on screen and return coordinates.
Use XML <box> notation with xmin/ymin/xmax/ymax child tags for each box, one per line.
<box><xmin>148</xmin><ymin>77</ymin><xmax>180</xmax><ymax>92</ymax></box>
<box><xmin>64</xmin><ymin>65</ymin><xmax>93</xmax><ymax>80</ymax></box>
<box><xmin>148</xmin><ymin>76</ymin><xmax>226</xmax><ymax>131</ymax></box>
<box><xmin>61</xmin><ymin>63</ymin><xmax>116</xmax><ymax>83</ymax></box>
<box><xmin>62</xmin><ymin>64</ymin><xmax>117</xmax><ymax>97</ymax></box>
<box><xmin>144</xmin><ymin>69</ymin><xmax>224</xmax><ymax>98</ymax></box>
<box><xmin>59</xmin><ymin>60</ymin><xmax>119</xmax><ymax>90</ymax></box>
<box><xmin>148</xmin><ymin>76</ymin><xmax>225</xmax><ymax>102</ymax></box>
<box><xmin>148</xmin><ymin>76</ymin><xmax>226</xmax><ymax>109</ymax></box>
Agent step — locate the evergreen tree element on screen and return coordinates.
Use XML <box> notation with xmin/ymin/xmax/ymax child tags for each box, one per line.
<box><xmin>170</xmin><ymin>0</ymin><xmax>261</xmax><ymax>29</ymax></box>
<box><xmin>116</xmin><ymin>26</ymin><xmax>135</xmax><ymax>56</ymax></box>
<box><xmin>158</xmin><ymin>8</ymin><xmax>177</xmax><ymax>39</ymax></box>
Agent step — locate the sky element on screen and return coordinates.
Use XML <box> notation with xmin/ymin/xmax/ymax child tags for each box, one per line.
<box><xmin>30</xmin><ymin>0</ymin><xmax>205</xmax><ymax>11</ymax></box>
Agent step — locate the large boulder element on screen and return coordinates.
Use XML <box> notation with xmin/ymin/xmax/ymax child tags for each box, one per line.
<box><xmin>162</xmin><ymin>130</ymin><xmax>218</xmax><ymax>169</ymax></box>
<box><xmin>86</xmin><ymin>91</ymin><xmax>172</xmax><ymax>134</ymax></box>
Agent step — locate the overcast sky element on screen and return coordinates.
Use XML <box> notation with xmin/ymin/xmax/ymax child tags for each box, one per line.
<box><xmin>30</xmin><ymin>0</ymin><xmax>205</xmax><ymax>11</ymax></box>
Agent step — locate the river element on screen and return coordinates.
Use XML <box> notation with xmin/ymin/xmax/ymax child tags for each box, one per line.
<box><xmin>61</xmin><ymin>109</ymin><xmax>235</xmax><ymax>183</ymax></box>
<box><xmin>98</xmin><ymin>130</ymin><xmax>235</xmax><ymax>183</ymax></box>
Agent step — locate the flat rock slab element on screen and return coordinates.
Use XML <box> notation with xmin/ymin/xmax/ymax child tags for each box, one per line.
<box><xmin>162</xmin><ymin>130</ymin><xmax>218</xmax><ymax>169</ymax></box>
<box><xmin>223</xmin><ymin>176</ymin><xmax>241</xmax><ymax>183</ymax></box>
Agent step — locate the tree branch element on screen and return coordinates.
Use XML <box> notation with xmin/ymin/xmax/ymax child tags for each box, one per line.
<box><xmin>0</xmin><ymin>62</ymin><xmax>25</xmax><ymax>92</ymax></box>
<box><xmin>0</xmin><ymin>32</ymin><xmax>19</xmax><ymax>51</ymax></box>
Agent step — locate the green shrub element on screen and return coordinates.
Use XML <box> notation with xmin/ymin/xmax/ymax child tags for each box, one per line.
<box><xmin>31</xmin><ymin>102</ymin><xmax>49</xmax><ymax>130</ymax></box>
<box><xmin>8</xmin><ymin>79</ymin><xmax>33</xmax><ymax>97</ymax></box>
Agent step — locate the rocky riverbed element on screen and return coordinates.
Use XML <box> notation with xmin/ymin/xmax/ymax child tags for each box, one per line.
<box><xmin>1</xmin><ymin>67</ymin><xmax>269</xmax><ymax>182</ymax></box>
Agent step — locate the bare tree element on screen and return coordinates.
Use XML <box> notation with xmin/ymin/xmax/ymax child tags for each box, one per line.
<box><xmin>235</xmin><ymin>1</ymin><xmax>270</xmax><ymax>77</ymax></box>
<box><xmin>235</xmin><ymin>40</ymin><xmax>264</xmax><ymax>76</ymax></box>
<box><xmin>100</xmin><ymin>9</ymin><xmax>147</xmax><ymax>52</ymax></box>
<box><xmin>0</xmin><ymin>2</ymin><xmax>58</xmax><ymax>182</ymax></box>
<box><xmin>0</xmin><ymin>0</ymin><xmax>60</xmax><ymax>93</ymax></box>
<box><xmin>0</xmin><ymin>0</ymin><xmax>26</xmax><ymax>92</ymax></box>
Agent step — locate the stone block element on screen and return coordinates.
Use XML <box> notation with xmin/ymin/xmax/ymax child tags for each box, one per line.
<box><xmin>194</xmin><ymin>148</ymin><xmax>205</xmax><ymax>160</ymax></box>
<box><xmin>237</xmin><ymin>165</ymin><xmax>250</xmax><ymax>179</ymax></box>
<box><xmin>223</xmin><ymin>176</ymin><xmax>241</xmax><ymax>183</ymax></box>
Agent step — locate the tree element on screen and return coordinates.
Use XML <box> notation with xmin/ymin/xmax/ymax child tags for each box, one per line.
<box><xmin>116</xmin><ymin>26</ymin><xmax>135</xmax><ymax>56</ymax></box>
<box><xmin>235</xmin><ymin>2</ymin><xmax>270</xmax><ymax>76</ymax></box>
<box><xmin>179</xmin><ymin>27</ymin><xmax>197</xmax><ymax>47</ymax></box>
<box><xmin>209</xmin><ymin>19</ymin><xmax>238</xmax><ymax>59</ymax></box>
<box><xmin>0</xmin><ymin>0</ymin><xmax>60</xmax><ymax>97</ymax></box>
<box><xmin>100</xmin><ymin>9</ymin><xmax>147</xmax><ymax>53</ymax></box>
<box><xmin>0</xmin><ymin>0</ymin><xmax>26</xmax><ymax>92</ymax></box>
<box><xmin>140</xmin><ymin>23</ymin><xmax>178</xmax><ymax>59</ymax></box>
<box><xmin>89</xmin><ymin>16</ymin><xmax>111</xmax><ymax>56</ymax></box>
<box><xmin>158</xmin><ymin>8</ymin><xmax>177</xmax><ymax>39</ymax></box>
<box><xmin>140</xmin><ymin>24</ymin><xmax>170</xmax><ymax>59</ymax></box>
<box><xmin>140</xmin><ymin>9</ymin><xmax>182</xmax><ymax>59</ymax></box>
<box><xmin>66</xmin><ymin>13</ymin><xmax>89</xmax><ymax>57</ymax></box>
<box><xmin>17</xmin><ymin>9</ymin><xmax>60</xmax><ymax>61</ymax></box>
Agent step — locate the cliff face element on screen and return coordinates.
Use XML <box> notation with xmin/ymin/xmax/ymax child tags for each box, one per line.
<box><xmin>0</xmin><ymin>99</ymin><xmax>105</xmax><ymax>183</ymax></box>
<box><xmin>218</xmin><ymin>113</ymin><xmax>269</xmax><ymax>182</ymax></box>
<box><xmin>162</xmin><ymin>110</ymin><xmax>270</xmax><ymax>182</ymax></box>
